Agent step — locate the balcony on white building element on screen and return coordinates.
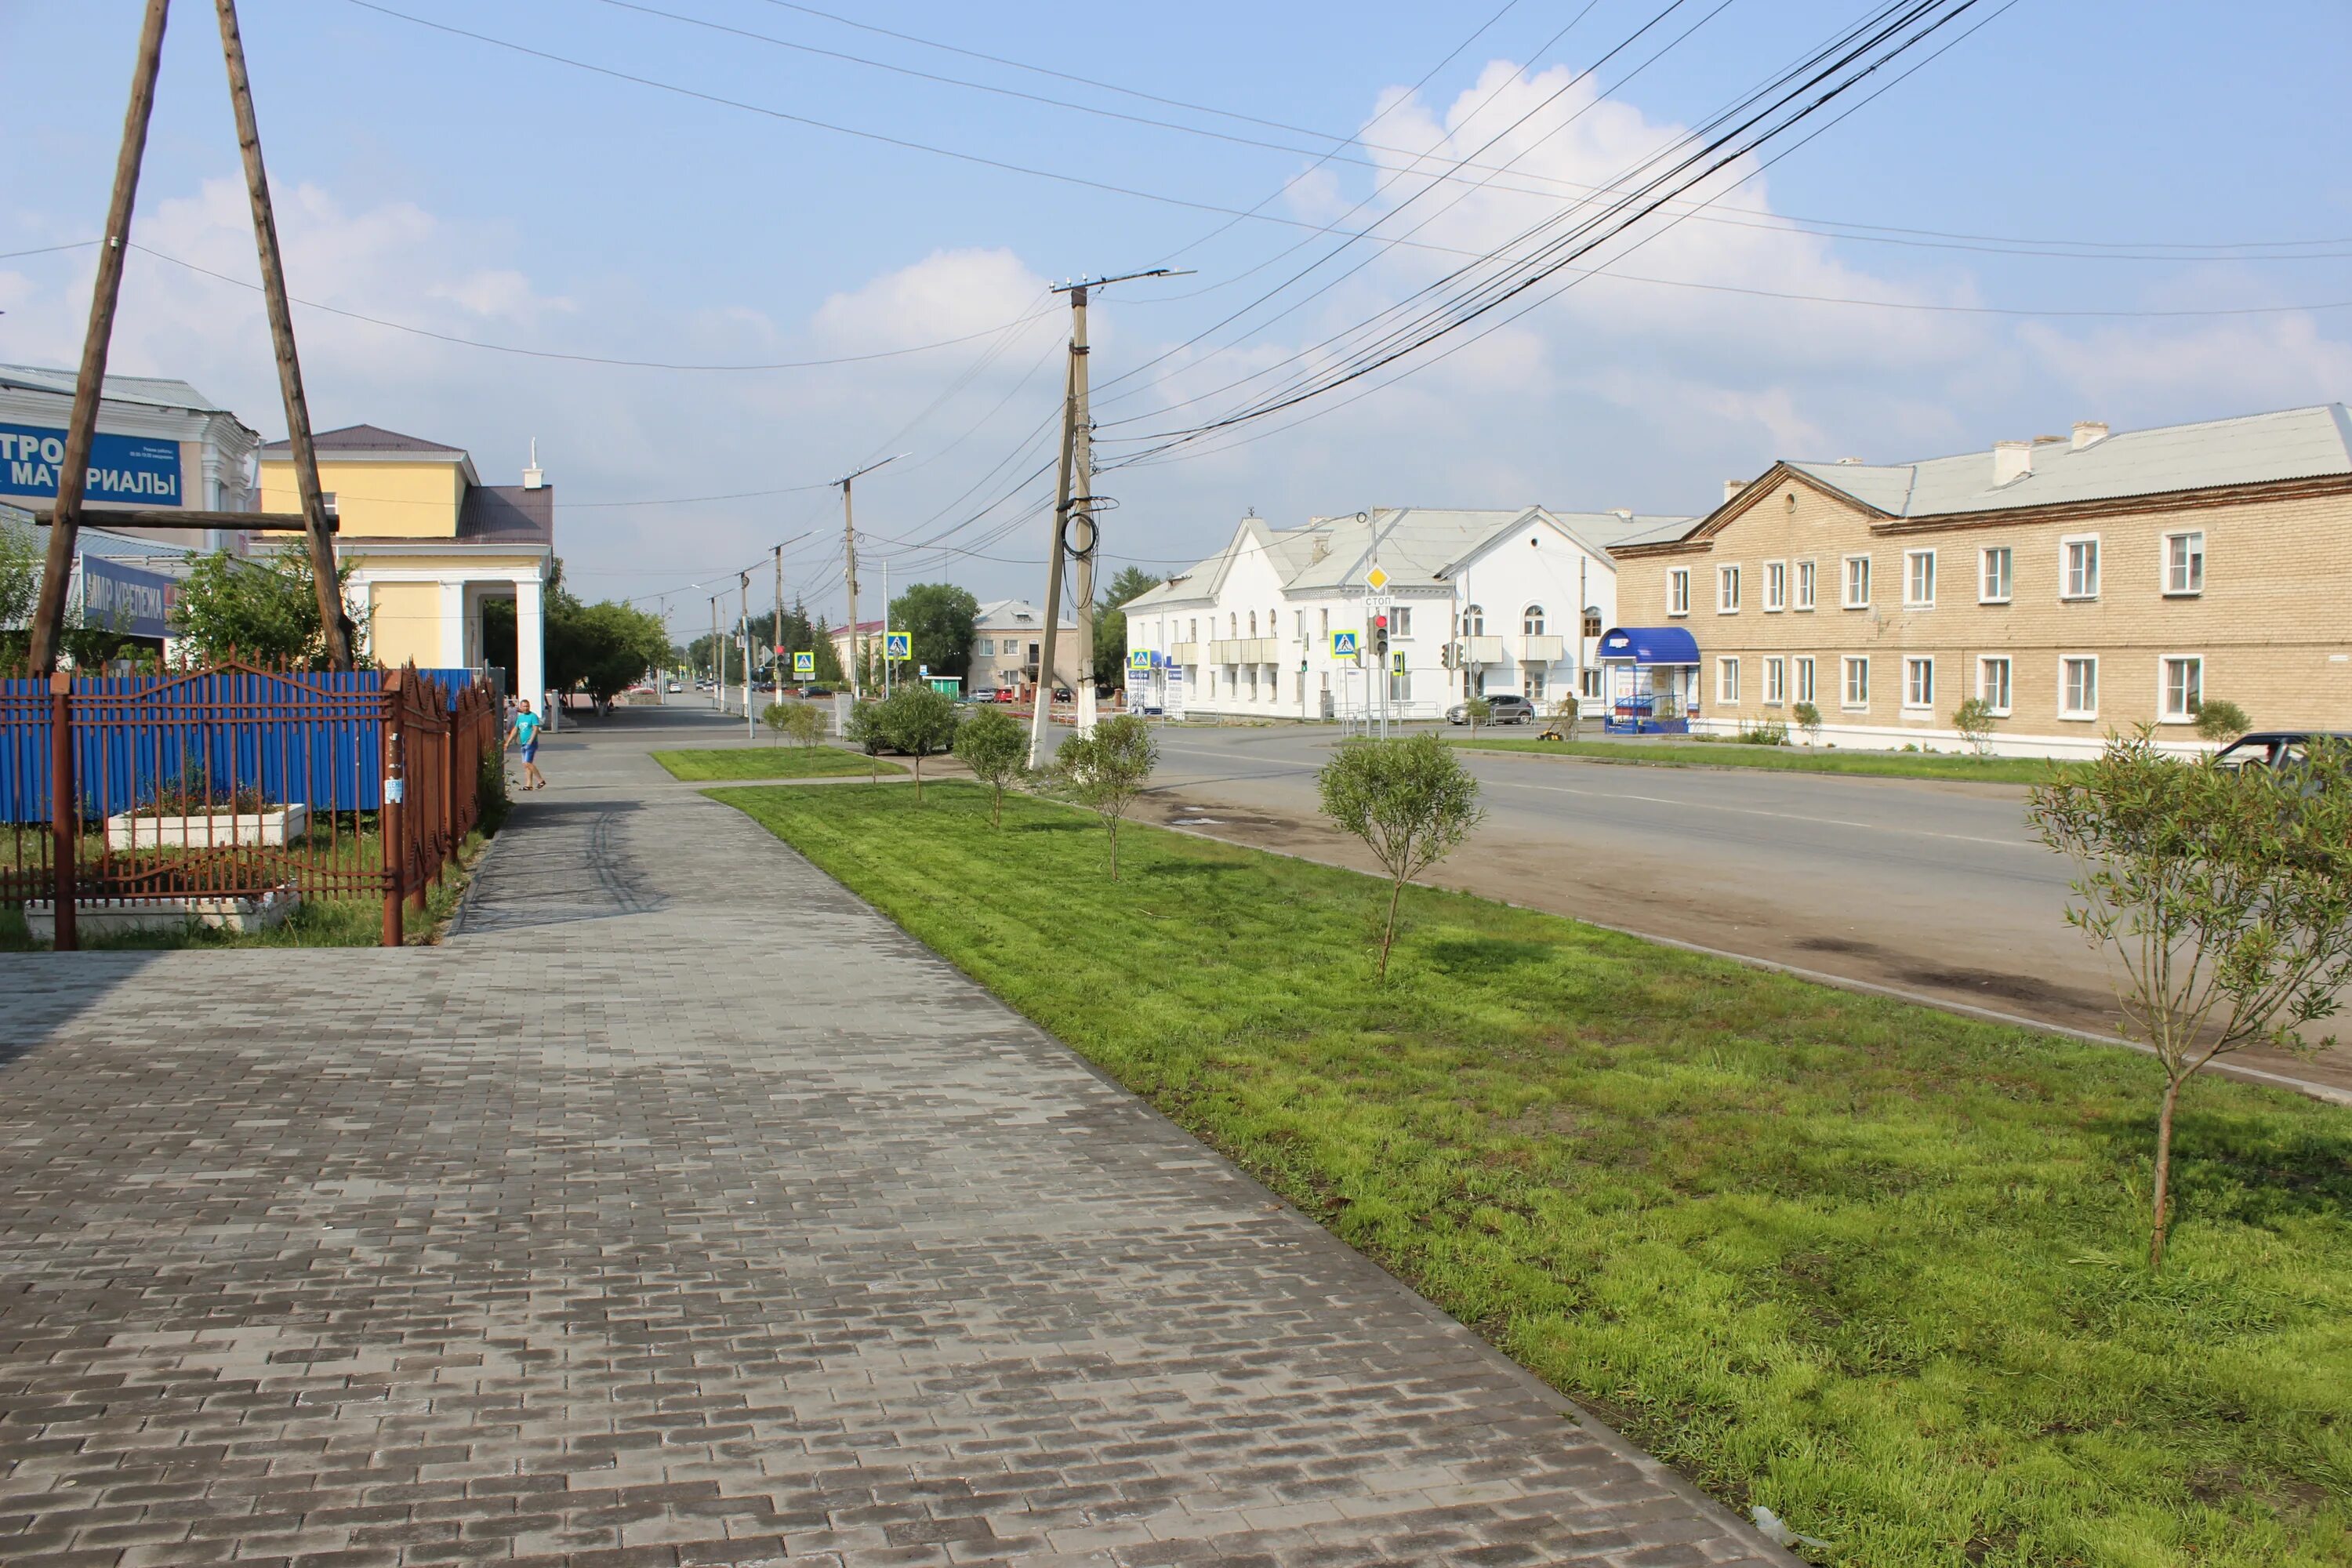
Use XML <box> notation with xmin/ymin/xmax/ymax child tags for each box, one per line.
<box><xmin>1521</xmin><ymin>634</ymin><xmax>1566</xmax><ymax>663</ymax></box>
<box><xmin>1456</xmin><ymin>635</ymin><xmax>1507</xmax><ymax>666</ymax></box>
<box><xmin>1210</xmin><ymin>637</ymin><xmax>1278</xmax><ymax>663</ymax></box>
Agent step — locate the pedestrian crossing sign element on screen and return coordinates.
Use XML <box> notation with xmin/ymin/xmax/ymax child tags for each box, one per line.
<box><xmin>1128</xmin><ymin>649</ymin><xmax>1152</xmax><ymax>672</ymax></box>
<box><xmin>885</xmin><ymin>632</ymin><xmax>911</xmax><ymax>660</ymax></box>
<box><xmin>793</xmin><ymin>651</ymin><xmax>815</xmax><ymax>677</ymax></box>
<box><xmin>1330</xmin><ymin>630</ymin><xmax>1359</xmax><ymax>658</ymax></box>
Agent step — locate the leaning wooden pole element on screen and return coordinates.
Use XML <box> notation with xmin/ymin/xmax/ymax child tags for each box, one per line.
<box><xmin>27</xmin><ymin>0</ymin><xmax>174</xmax><ymax>677</ymax></box>
<box><xmin>215</xmin><ymin>0</ymin><xmax>354</xmax><ymax>670</ymax></box>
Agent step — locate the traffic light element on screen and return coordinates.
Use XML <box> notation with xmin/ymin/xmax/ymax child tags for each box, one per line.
<box><xmin>1372</xmin><ymin>614</ymin><xmax>1389</xmax><ymax>659</ymax></box>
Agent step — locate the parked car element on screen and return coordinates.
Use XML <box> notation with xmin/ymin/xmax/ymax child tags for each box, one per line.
<box><xmin>1446</xmin><ymin>694</ymin><xmax>1537</xmax><ymax>725</ymax></box>
<box><xmin>802</xmin><ymin>684</ymin><xmax>834</xmax><ymax>699</ymax></box>
<box><xmin>991</xmin><ymin>688</ymin><xmax>1019</xmax><ymax>703</ymax></box>
<box><xmin>2213</xmin><ymin>731</ymin><xmax>2352</xmax><ymax>770</ymax></box>
<box><xmin>665</xmin><ymin>681</ymin><xmax>682</xmax><ymax>694</ymax></box>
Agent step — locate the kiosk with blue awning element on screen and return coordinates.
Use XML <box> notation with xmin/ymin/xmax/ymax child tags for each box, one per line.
<box><xmin>1595</xmin><ymin>626</ymin><xmax>1700</xmax><ymax>734</ymax></box>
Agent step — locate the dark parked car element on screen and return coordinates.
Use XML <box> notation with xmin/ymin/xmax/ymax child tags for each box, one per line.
<box><xmin>801</xmin><ymin>684</ymin><xmax>835</xmax><ymax>699</ymax></box>
<box><xmin>2212</xmin><ymin>731</ymin><xmax>2352</xmax><ymax>770</ymax></box>
<box><xmin>1446</xmin><ymin>694</ymin><xmax>1537</xmax><ymax>725</ymax></box>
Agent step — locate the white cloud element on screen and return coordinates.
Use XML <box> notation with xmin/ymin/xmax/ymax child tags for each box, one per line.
<box><xmin>808</xmin><ymin>248</ymin><xmax>1051</xmax><ymax>350</ymax></box>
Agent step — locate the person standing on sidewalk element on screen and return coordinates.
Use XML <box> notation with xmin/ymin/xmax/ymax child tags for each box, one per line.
<box><xmin>508</xmin><ymin>699</ymin><xmax>548</xmax><ymax>792</ymax></box>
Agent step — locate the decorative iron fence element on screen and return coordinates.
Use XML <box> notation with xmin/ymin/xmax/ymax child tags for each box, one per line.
<box><xmin>0</xmin><ymin>660</ymin><xmax>499</xmax><ymax>948</ymax></box>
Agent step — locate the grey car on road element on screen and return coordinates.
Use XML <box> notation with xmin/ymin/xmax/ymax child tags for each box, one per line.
<box><xmin>1446</xmin><ymin>694</ymin><xmax>1537</xmax><ymax>725</ymax></box>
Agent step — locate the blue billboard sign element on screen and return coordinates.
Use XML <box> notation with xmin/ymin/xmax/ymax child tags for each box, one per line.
<box><xmin>81</xmin><ymin>557</ymin><xmax>176</xmax><ymax>640</ymax></box>
<box><xmin>0</xmin><ymin>423</ymin><xmax>183</xmax><ymax>506</ymax></box>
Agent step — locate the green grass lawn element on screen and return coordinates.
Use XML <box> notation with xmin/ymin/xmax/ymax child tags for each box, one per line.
<box><xmin>721</xmin><ymin>779</ymin><xmax>2351</xmax><ymax>1567</ymax></box>
<box><xmin>1448</xmin><ymin>735</ymin><xmax>2073</xmax><ymax>785</ymax></box>
<box><xmin>650</xmin><ymin>745</ymin><xmax>902</xmax><ymax>781</ymax></box>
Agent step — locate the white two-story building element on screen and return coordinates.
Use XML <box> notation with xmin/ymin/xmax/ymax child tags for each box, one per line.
<box><xmin>1124</xmin><ymin>506</ymin><xmax>1661</xmax><ymax>720</ymax></box>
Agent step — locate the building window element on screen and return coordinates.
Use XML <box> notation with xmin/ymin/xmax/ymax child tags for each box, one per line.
<box><xmin>1248</xmin><ymin>612</ymin><xmax>1257</xmax><ymax>637</ymax></box>
<box><xmin>1764</xmin><ymin>656</ymin><xmax>1785</xmax><ymax>705</ymax></box>
<box><xmin>1523</xmin><ymin>604</ymin><xmax>1546</xmax><ymax>636</ymax></box>
<box><xmin>2165</xmin><ymin>532</ymin><xmax>2205</xmax><ymax>596</ymax></box>
<box><xmin>1980</xmin><ymin>546</ymin><xmax>2013</xmax><ymax>604</ymax></box>
<box><xmin>1842</xmin><ymin>655</ymin><xmax>1870</xmax><ymax>710</ymax></box>
<box><xmin>2062</xmin><ymin>536</ymin><xmax>2100</xmax><ymax>600</ymax></box>
<box><xmin>2061</xmin><ymin>655</ymin><xmax>2099</xmax><ymax>718</ymax></box>
<box><xmin>1319</xmin><ymin>608</ymin><xmax>1330</xmax><ymax>638</ymax></box>
<box><xmin>1462</xmin><ymin>603</ymin><xmax>1484</xmax><ymax>636</ymax></box>
<box><xmin>1528</xmin><ymin>669</ymin><xmax>1546</xmax><ymax>702</ymax></box>
<box><xmin>1904</xmin><ymin>549</ymin><xmax>1936</xmax><ymax>608</ymax></box>
<box><xmin>1582</xmin><ymin>608</ymin><xmax>1602</xmax><ymax>638</ymax></box>
<box><xmin>1717</xmin><ymin>566</ymin><xmax>1741</xmax><ymax>614</ymax></box>
<box><xmin>1795</xmin><ymin>559</ymin><xmax>1817</xmax><ymax>611</ymax></box>
<box><xmin>1390</xmin><ymin>670</ymin><xmax>1414</xmax><ymax>702</ymax></box>
<box><xmin>1667</xmin><ymin>571</ymin><xmax>1689</xmax><ymax>617</ymax></box>
<box><xmin>1395</xmin><ymin>606</ymin><xmax>1413</xmax><ymax>637</ymax></box>
<box><xmin>1842</xmin><ymin>554</ymin><xmax>1871</xmax><ymax>609</ymax></box>
<box><xmin>1795</xmin><ymin>655</ymin><xmax>1816</xmax><ymax>705</ymax></box>
<box><xmin>977</xmin><ymin>637</ymin><xmax>994</xmax><ymax>656</ymax></box>
<box><xmin>1904</xmin><ymin>655</ymin><xmax>1934</xmax><ymax>710</ymax></box>
<box><xmin>1764</xmin><ymin>561</ymin><xmax>1786</xmax><ymax>612</ymax></box>
<box><xmin>1719</xmin><ymin>657</ymin><xmax>1740</xmax><ymax>703</ymax></box>
<box><xmin>1189</xmin><ymin>619</ymin><xmax>1198</xmax><ymax>642</ymax></box>
<box><xmin>1978</xmin><ymin>655</ymin><xmax>2013</xmax><ymax>716</ymax></box>
<box><xmin>1229</xmin><ymin>613</ymin><xmax>1238</xmax><ymax>637</ymax></box>
<box><xmin>1295</xmin><ymin>610</ymin><xmax>1305</xmax><ymax>639</ymax></box>
<box><xmin>2161</xmin><ymin>655</ymin><xmax>2203</xmax><ymax>720</ymax></box>
<box><xmin>1581</xmin><ymin>666</ymin><xmax>1602</xmax><ymax>699</ymax></box>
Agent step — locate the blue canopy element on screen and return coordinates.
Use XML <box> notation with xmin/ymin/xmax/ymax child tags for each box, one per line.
<box><xmin>1595</xmin><ymin>626</ymin><xmax>1700</xmax><ymax>666</ymax></box>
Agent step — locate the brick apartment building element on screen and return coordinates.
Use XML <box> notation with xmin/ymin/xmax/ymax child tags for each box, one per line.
<box><xmin>1607</xmin><ymin>405</ymin><xmax>2352</xmax><ymax>757</ymax></box>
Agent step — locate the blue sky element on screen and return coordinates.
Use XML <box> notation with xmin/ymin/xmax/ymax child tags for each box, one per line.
<box><xmin>5</xmin><ymin>0</ymin><xmax>2348</xmax><ymax>636</ymax></box>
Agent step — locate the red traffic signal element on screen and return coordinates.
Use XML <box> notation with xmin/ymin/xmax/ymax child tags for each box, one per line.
<box><xmin>1374</xmin><ymin>614</ymin><xmax>1388</xmax><ymax>630</ymax></box>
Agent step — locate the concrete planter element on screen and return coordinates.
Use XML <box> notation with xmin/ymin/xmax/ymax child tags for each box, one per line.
<box><xmin>23</xmin><ymin>884</ymin><xmax>302</xmax><ymax>942</ymax></box>
<box><xmin>105</xmin><ymin>803</ymin><xmax>308</xmax><ymax>851</ymax></box>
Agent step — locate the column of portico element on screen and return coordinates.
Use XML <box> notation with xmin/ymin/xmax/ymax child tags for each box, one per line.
<box><xmin>438</xmin><ymin>581</ymin><xmax>466</xmax><ymax>669</ymax></box>
<box><xmin>515</xmin><ymin>575</ymin><xmax>546</xmax><ymax>716</ymax></box>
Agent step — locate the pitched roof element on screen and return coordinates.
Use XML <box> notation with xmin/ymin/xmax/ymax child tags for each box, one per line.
<box><xmin>258</xmin><ymin>423</ymin><xmax>469</xmax><ymax>456</ymax></box>
<box><xmin>973</xmin><ymin>597</ymin><xmax>1074</xmax><ymax>630</ymax></box>
<box><xmin>0</xmin><ymin>362</ymin><xmax>234</xmax><ymax>415</ymax></box>
<box><xmin>1788</xmin><ymin>403</ymin><xmax>2352</xmax><ymax>521</ymax></box>
<box><xmin>458</xmin><ymin>483</ymin><xmax>553</xmax><ymax>546</ymax></box>
<box><xmin>1129</xmin><ymin>507</ymin><xmax>1645</xmax><ymax>608</ymax></box>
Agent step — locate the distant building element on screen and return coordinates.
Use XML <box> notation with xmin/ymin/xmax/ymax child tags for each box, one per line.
<box><xmin>1606</xmin><ymin>405</ymin><xmax>2352</xmax><ymax>755</ymax></box>
<box><xmin>969</xmin><ymin>597</ymin><xmax>1079</xmax><ymax>697</ymax></box>
<box><xmin>1123</xmin><ymin>507</ymin><xmax>1641</xmax><ymax>720</ymax></box>
<box><xmin>1</xmin><ymin>362</ymin><xmax>260</xmax><ymax>554</ymax></box>
<box><xmin>258</xmin><ymin>425</ymin><xmax>553</xmax><ymax>702</ymax></box>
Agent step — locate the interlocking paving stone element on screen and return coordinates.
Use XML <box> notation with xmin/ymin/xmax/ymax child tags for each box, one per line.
<box><xmin>0</xmin><ymin>718</ymin><xmax>1790</xmax><ymax>1566</ymax></box>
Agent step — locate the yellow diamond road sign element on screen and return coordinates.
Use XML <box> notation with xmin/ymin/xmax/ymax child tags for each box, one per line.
<box><xmin>1365</xmin><ymin>565</ymin><xmax>1389</xmax><ymax>590</ymax></box>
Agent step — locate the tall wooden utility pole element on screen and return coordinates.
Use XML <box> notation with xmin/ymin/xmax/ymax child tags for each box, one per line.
<box><xmin>1026</xmin><ymin>351</ymin><xmax>1079</xmax><ymax>770</ymax></box>
<box><xmin>216</xmin><ymin>0</ymin><xmax>352</xmax><ymax>668</ymax></box>
<box><xmin>834</xmin><ymin>454</ymin><xmax>902</xmax><ymax>702</ymax></box>
<box><xmin>771</xmin><ymin>545</ymin><xmax>784</xmax><ymax>687</ymax></box>
<box><xmin>1027</xmin><ymin>269</ymin><xmax>1184</xmax><ymax>763</ymax></box>
<box><xmin>27</xmin><ymin>0</ymin><xmax>172</xmax><ymax>675</ymax></box>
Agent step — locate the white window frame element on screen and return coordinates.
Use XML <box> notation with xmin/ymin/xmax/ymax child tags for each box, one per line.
<box><xmin>1904</xmin><ymin>549</ymin><xmax>1936</xmax><ymax>608</ymax></box>
<box><xmin>1667</xmin><ymin>569</ymin><xmax>1690</xmax><ymax>617</ymax></box>
<box><xmin>1842</xmin><ymin>554</ymin><xmax>1872</xmax><ymax>610</ymax></box>
<box><xmin>2163</xmin><ymin>532</ymin><xmax>2205</xmax><ymax>597</ymax></box>
<box><xmin>1795</xmin><ymin>559</ymin><xmax>1817</xmax><ymax>612</ymax></box>
<box><xmin>2060</xmin><ymin>655</ymin><xmax>2100</xmax><ymax>720</ymax></box>
<box><xmin>2158</xmin><ymin>654</ymin><xmax>2204</xmax><ymax>722</ymax></box>
<box><xmin>1794</xmin><ymin>655</ymin><xmax>1816</xmax><ymax>705</ymax></box>
<box><xmin>1979</xmin><ymin>546</ymin><xmax>2013</xmax><ymax>605</ymax></box>
<box><xmin>1764</xmin><ymin>656</ymin><xmax>1785</xmax><ymax>705</ymax></box>
<box><xmin>1976</xmin><ymin>655</ymin><xmax>2013</xmax><ymax>717</ymax></box>
<box><xmin>2061</xmin><ymin>535</ymin><xmax>2101</xmax><ymax>601</ymax></box>
<box><xmin>1902</xmin><ymin>655</ymin><xmax>1935</xmax><ymax>712</ymax></box>
<box><xmin>1717</xmin><ymin>565</ymin><xmax>1741</xmax><ymax>615</ymax></box>
<box><xmin>1394</xmin><ymin>605</ymin><xmax>1414</xmax><ymax>638</ymax></box>
<box><xmin>1842</xmin><ymin>655</ymin><xmax>1870</xmax><ymax>711</ymax></box>
<box><xmin>1764</xmin><ymin>561</ymin><xmax>1787</xmax><ymax>612</ymax></box>
<box><xmin>1718</xmin><ymin>656</ymin><xmax>1740</xmax><ymax>704</ymax></box>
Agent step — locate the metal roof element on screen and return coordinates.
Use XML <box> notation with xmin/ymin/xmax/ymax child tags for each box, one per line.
<box><xmin>0</xmin><ymin>362</ymin><xmax>234</xmax><ymax>416</ymax></box>
<box><xmin>258</xmin><ymin>423</ymin><xmax>467</xmax><ymax>456</ymax></box>
<box><xmin>1788</xmin><ymin>403</ymin><xmax>2352</xmax><ymax>519</ymax></box>
<box><xmin>1596</xmin><ymin>625</ymin><xmax>1700</xmax><ymax>665</ymax></box>
<box><xmin>973</xmin><ymin>597</ymin><xmax>1075</xmax><ymax>631</ymax></box>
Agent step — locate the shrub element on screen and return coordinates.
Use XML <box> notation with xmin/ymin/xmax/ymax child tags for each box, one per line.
<box><xmin>2193</xmin><ymin>697</ymin><xmax>2250</xmax><ymax>744</ymax></box>
<box><xmin>953</xmin><ymin>705</ymin><xmax>1028</xmax><ymax>827</ymax></box>
<box><xmin>1054</xmin><ymin>715</ymin><xmax>1157</xmax><ymax>880</ymax></box>
<box><xmin>1316</xmin><ymin>733</ymin><xmax>1485</xmax><ymax>982</ymax></box>
<box><xmin>874</xmin><ymin>684</ymin><xmax>960</xmax><ymax>803</ymax></box>
<box><xmin>1952</xmin><ymin>695</ymin><xmax>1997</xmax><ymax>756</ymax></box>
<box><xmin>1791</xmin><ymin>701</ymin><xmax>1823</xmax><ymax>743</ymax></box>
<box><xmin>1737</xmin><ymin>717</ymin><xmax>1789</xmax><ymax>746</ymax></box>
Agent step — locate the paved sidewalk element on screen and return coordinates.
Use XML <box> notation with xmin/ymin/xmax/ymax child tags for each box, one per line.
<box><xmin>0</xmin><ymin>713</ymin><xmax>1787</xmax><ymax>1567</ymax></box>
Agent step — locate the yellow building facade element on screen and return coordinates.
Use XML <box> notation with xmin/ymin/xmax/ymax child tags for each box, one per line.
<box><xmin>1610</xmin><ymin>406</ymin><xmax>2352</xmax><ymax>757</ymax></box>
<box><xmin>259</xmin><ymin>425</ymin><xmax>552</xmax><ymax>702</ymax></box>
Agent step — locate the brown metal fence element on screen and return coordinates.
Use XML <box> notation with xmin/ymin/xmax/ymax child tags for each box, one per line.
<box><xmin>0</xmin><ymin>660</ymin><xmax>499</xmax><ymax>948</ymax></box>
